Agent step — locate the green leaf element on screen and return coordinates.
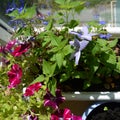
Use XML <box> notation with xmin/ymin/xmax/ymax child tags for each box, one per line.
<box><xmin>106</xmin><ymin>53</ymin><xmax>116</xmax><ymax>65</ymax></box>
<box><xmin>42</xmin><ymin>60</ymin><xmax>56</xmax><ymax>76</ymax></box>
<box><xmin>91</xmin><ymin>43</ymin><xmax>101</xmax><ymax>55</ymax></box>
<box><xmin>46</xmin><ymin>19</ymin><xmax>53</xmax><ymax>30</ymax></box>
<box><xmin>17</xmin><ymin>6</ymin><xmax>36</xmax><ymax>19</ymax></box>
<box><xmin>97</xmin><ymin>39</ymin><xmax>107</xmax><ymax>46</ymax></box>
<box><xmin>6</xmin><ymin>9</ymin><xmax>19</xmax><ymax>18</ymax></box>
<box><xmin>108</xmin><ymin>39</ymin><xmax>118</xmax><ymax>48</ymax></box>
<box><xmin>51</xmin><ymin>39</ymin><xmax>67</xmax><ymax>52</ymax></box>
<box><xmin>62</xmin><ymin>45</ymin><xmax>73</xmax><ymax>56</ymax></box>
<box><xmin>55</xmin><ymin>52</ymin><xmax>64</xmax><ymax>68</ymax></box>
<box><xmin>116</xmin><ymin>61</ymin><xmax>120</xmax><ymax>73</ymax></box>
<box><xmin>55</xmin><ymin>0</ymin><xmax>65</xmax><ymax>5</ymax></box>
<box><xmin>68</xmin><ymin>20</ymin><xmax>79</xmax><ymax>28</ymax></box>
<box><xmin>48</xmin><ymin>78</ymin><xmax>57</xmax><ymax>96</ymax></box>
<box><xmin>32</xmin><ymin>75</ymin><xmax>45</xmax><ymax>84</ymax></box>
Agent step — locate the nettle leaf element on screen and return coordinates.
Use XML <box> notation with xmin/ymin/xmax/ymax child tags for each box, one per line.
<box><xmin>105</xmin><ymin>52</ymin><xmax>117</xmax><ymax>65</ymax></box>
<box><xmin>51</xmin><ymin>39</ymin><xmax>67</xmax><ymax>52</ymax></box>
<box><xmin>100</xmin><ymin>52</ymin><xmax>117</xmax><ymax>68</ymax></box>
<box><xmin>62</xmin><ymin>44</ymin><xmax>73</xmax><ymax>56</ymax></box>
<box><xmin>108</xmin><ymin>39</ymin><xmax>118</xmax><ymax>48</ymax></box>
<box><xmin>97</xmin><ymin>39</ymin><xmax>107</xmax><ymax>46</ymax></box>
<box><xmin>48</xmin><ymin>78</ymin><xmax>57</xmax><ymax>96</ymax></box>
<box><xmin>50</xmin><ymin>35</ymin><xmax>62</xmax><ymax>47</ymax></box>
<box><xmin>7</xmin><ymin>9</ymin><xmax>19</xmax><ymax>18</ymax></box>
<box><xmin>32</xmin><ymin>75</ymin><xmax>45</xmax><ymax>84</ymax></box>
<box><xmin>88</xmin><ymin>57</ymin><xmax>99</xmax><ymax>73</ymax></box>
<box><xmin>55</xmin><ymin>0</ymin><xmax>65</xmax><ymax>5</ymax></box>
<box><xmin>18</xmin><ymin>6</ymin><xmax>36</xmax><ymax>19</ymax></box>
<box><xmin>115</xmin><ymin>60</ymin><xmax>120</xmax><ymax>73</ymax></box>
<box><xmin>43</xmin><ymin>60</ymin><xmax>56</xmax><ymax>76</ymax></box>
<box><xmin>75</xmin><ymin>2</ymin><xmax>85</xmax><ymax>13</ymax></box>
<box><xmin>55</xmin><ymin>52</ymin><xmax>64</xmax><ymax>68</ymax></box>
<box><xmin>91</xmin><ymin>43</ymin><xmax>101</xmax><ymax>55</ymax></box>
<box><xmin>68</xmin><ymin>20</ymin><xmax>79</xmax><ymax>28</ymax></box>
<box><xmin>46</xmin><ymin>19</ymin><xmax>53</xmax><ymax>30</ymax></box>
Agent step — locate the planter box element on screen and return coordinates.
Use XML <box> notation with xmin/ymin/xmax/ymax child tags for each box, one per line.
<box><xmin>63</xmin><ymin>91</ymin><xmax>120</xmax><ymax>101</ymax></box>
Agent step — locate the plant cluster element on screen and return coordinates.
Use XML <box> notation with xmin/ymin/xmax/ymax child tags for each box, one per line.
<box><xmin>0</xmin><ymin>0</ymin><xmax>120</xmax><ymax>119</ymax></box>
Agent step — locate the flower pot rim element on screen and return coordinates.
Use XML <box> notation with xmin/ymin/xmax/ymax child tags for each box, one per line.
<box><xmin>63</xmin><ymin>91</ymin><xmax>120</xmax><ymax>100</ymax></box>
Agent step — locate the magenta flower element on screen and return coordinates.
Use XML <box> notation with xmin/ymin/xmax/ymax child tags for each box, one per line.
<box><xmin>5</xmin><ymin>40</ymin><xmax>17</xmax><ymax>52</ymax></box>
<box><xmin>7</xmin><ymin>64</ymin><xmax>22</xmax><ymax>88</ymax></box>
<box><xmin>44</xmin><ymin>89</ymin><xmax>65</xmax><ymax>109</ymax></box>
<box><xmin>11</xmin><ymin>43</ymin><xmax>30</xmax><ymax>57</ymax></box>
<box><xmin>51</xmin><ymin>108</ymin><xmax>82</xmax><ymax>120</ymax></box>
<box><xmin>24</xmin><ymin>82</ymin><xmax>42</xmax><ymax>96</ymax></box>
<box><xmin>0</xmin><ymin>40</ymin><xmax>17</xmax><ymax>53</ymax></box>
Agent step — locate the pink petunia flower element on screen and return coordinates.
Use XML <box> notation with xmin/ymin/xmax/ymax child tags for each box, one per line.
<box><xmin>24</xmin><ymin>82</ymin><xmax>42</xmax><ymax>96</ymax></box>
<box><xmin>44</xmin><ymin>89</ymin><xmax>65</xmax><ymax>110</ymax></box>
<box><xmin>0</xmin><ymin>40</ymin><xmax>17</xmax><ymax>53</ymax></box>
<box><xmin>11</xmin><ymin>42</ymin><xmax>30</xmax><ymax>57</ymax></box>
<box><xmin>7</xmin><ymin>64</ymin><xmax>22</xmax><ymax>88</ymax></box>
<box><xmin>5</xmin><ymin>39</ymin><xmax>17</xmax><ymax>52</ymax></box>
<box><xmin>51</xmin><ymin>108</ymin><xmax>82</xmax><ymax>120</ymax></box>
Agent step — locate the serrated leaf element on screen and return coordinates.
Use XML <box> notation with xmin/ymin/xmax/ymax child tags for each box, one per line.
<box><xmin>68</xmin><ymin>20</ymin><xmax>79</xmax><ymax>28</ymax></box>
<box><xmin>62</xmin><ymin>45</ymin><xmax>73</xmax><ymax>55</ymax></box>
<box><xmin>55</xmin><ymin>52</ymin><xmax>64</xmax><ymax>68</ymax></box>
<box><xmin>55</xmin><ymin>0</ymin><xmax>65</xmax><ymax>5</ymax></box>
<box><xmin>48</xmin><ymin>78</ymin><xmax>57</xmax><ymax>96</ymax></box>
<box><xmin>108</xmin><ymin>39</ymin><xmax>118</xmax><ymax>48</ymax></box>
<box><xmin>45</xmin><ymin>19</ymin><xmax>53</xmax><ymax>30</ymax></box>
<box><xmin>106</xmin><ymin>53</ymin><xmax>116</xmax><ymax>65</ymax></box>
<box><xmin>115</xmin><ymin>61</ymin><xmax>120</xmax><ymax>73</ymax></box>
<box><xmin>32</xmin><ymin>75</ymin><xmax>45</xmax><ymax>84</ymax></box>
<box><xmin>91</xmin><ymin>43</ymin><xmax>101</xmax><ymax>55</ymax></box>
<box><xmin>43</xmin><ymin>60</ymin><xmax>56</xmax><ymax>76</ymax></box>
<box><xmin>17</xmin><ymin>6</ymin><xmax>36</xmax><ymax>19</ymax></box>
<box><xmin>97</xmin><ymin>39</ymin><xmax>107</xmax><ymax>46</ymax></box>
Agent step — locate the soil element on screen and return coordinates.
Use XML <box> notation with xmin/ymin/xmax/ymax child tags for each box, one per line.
<box><xmin>86</xmin><ymin>102</ymin><xmax>120</xmax><ymax>120</ymax></box>
<box><xmin>60</xmin><ymin>39</ymin><xmax>120</xmax><ymax>92</ymax></box>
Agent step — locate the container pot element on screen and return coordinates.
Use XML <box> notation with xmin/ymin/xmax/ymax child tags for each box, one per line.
<box><xmin>82</xmin><ymin>101</ymin><xmax>120</xmax><ymax>120</ymax></box>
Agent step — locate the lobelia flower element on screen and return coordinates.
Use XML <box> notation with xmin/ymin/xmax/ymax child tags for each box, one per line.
<box><xmin>24</xmin><ymin>82</ymin><xmax>42</xmax><ymax>96</ymax></box>
<box><xmin>99</xmin><ymin>33</ymin><xmax>112</xmax><ymax>40</ymax></box>
<box><xmin>6</xmin><ymin>0</ymin><xmax>16</xmax><ymax>13</ymax></box>
<box><xmin>11</xmin><ymin>42</ymin><xmax>30</xmax><ymax>57</ymax></box>
<box><xmin>17</xmin><ymin>0</ymin><xmax>25</xmax><ymax>13</ymax></box>
<box><xmin>51</xmin><ymin>108</ymin><xmax>82</xmax><ymax>120</ymax></box>
<box><xmin>44</xmin><ymin>89</ymin><xmax>65</xmax><ymax>110</ymax></box>
<box><xmin>99</xmin><ymin>20</ymin><xmax>106</xmax><ymax>25</ymax></box>
<box><xmin>69</xmin><ymin>26</ymin><xmax>95</xmax><ymax>65</ymax></box>
<box><xmin>7</xmin><ymin>64</ymin><xmax>22</xmax><ymax>88</ymax></box>
<box><xmin>6</xmin><ymin>0</ymin><xmax>25</xmax><ymax>14</ymax></box>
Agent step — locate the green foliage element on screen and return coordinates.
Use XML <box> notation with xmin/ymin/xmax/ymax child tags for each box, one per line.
<box><xmin>0</xmin><ymin>0</ymin><xmax>120</xmax><ymax>119</ymax></box>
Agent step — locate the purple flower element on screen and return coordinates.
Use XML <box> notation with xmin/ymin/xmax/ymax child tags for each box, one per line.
<box><xmin>44</xmin><ymin>89</ymin><xmax>65</xmax><ymax>109</ymax></box>
<box><xmin>99</xmin><ymin>33</ymin><xmax>112</xmax><ymax>40</ymax></box>
<box><xmin>6</xmin><ymin>0</ymin><xmax>25</xmax><ymax>14</ymax></box>
<box><xmin>69</xmin><ymin>26</ymin><xmax>95</xmax><ymax>65</ymax></box>
<box><xmin>17</xmin><ymin>0</ymin><xmax>25</xmax><ymax>13</ymax></box>
<box><xmin>99</xmin><ymin>20</ymin><xmax>106</xmax><ymax>25</ymax></box>
<box><xmin>51</xmin><ymin>108</ymin><xmax>82</xmax><ymax>120</ymax></box>
<box><xmin>6</xmin><ymin>0</ymin><xmax>16</xmax><ymax>13</ymax></box>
